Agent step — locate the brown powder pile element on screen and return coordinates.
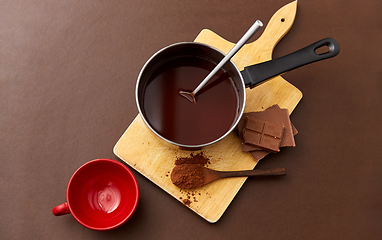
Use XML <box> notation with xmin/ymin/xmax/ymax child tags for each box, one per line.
<box><xmin>174</xmin><ymin>152</ymin><xmax>210</xmax><ymax>166</ymax></box>
<box><xmin>182</xmin><ymin>198</ymin><xmax>192</xmax><ymax>206</ymax></box>
<box><xmin>171</xmin><ymin>152</ymin><xmax>211</xmax><ymax>205</ymax></box>
<box><xmin>170</xmin><ymin>164</ymin><xmax>205</xmax><ymax>189</ymax></box>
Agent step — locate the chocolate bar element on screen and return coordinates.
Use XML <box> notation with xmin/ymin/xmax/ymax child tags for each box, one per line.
<box><xmin>250</xmin><ymin>150</ymin><xmax>271</xmax><ymax>162</ymax></box>
<box><xmin>236</xmin><ymin>105</ymin><xmax>298</xmax><ymax>162</ymax></box>
<box><xmin>243</xmin><ymin>117</ymin><xmax>284</xmax><ymax>152</ymax></box>
<box><xmin>238</xmin><ymin>105</ymin><xmax>296</xmax><ymax>148</ymax></box>
<box><xmin>241</xmin><ymin>143</ymin><xmax>263</xmax><ymax>152</ymax></box>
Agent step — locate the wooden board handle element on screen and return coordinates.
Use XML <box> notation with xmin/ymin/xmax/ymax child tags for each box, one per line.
<box><xmin>245</xmin><ymin>0</ymin><xmax>298</xmax><ymax>61</ymax></box>
<box><xmin>194</xmin><ymin>1</ymin><xmax>298</xmax><ymax>70</ymax></box>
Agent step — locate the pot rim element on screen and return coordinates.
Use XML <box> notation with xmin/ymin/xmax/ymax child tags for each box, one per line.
<box><xmin>135</xmin><ymin>42</ymin><xmax>246</xmax><ymax>148</ymax></box>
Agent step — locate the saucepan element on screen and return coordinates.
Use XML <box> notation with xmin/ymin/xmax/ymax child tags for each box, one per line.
<box><xmin>136</xmin><ymin>38</ymin><xmax>339</xmax><ymax>148</ymax></box>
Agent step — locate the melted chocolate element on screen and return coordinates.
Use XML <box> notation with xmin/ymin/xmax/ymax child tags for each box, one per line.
<box><xmin>142</xmin><ymin>56</ymin><xmax>239</xmax><ymax>145</ymax></box>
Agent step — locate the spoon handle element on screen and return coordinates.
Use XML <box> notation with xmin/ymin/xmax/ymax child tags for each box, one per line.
<box><xmin>222</xmin><ymin>20</ymin><xmax>263</xmax><ymax>64</ymax></box>
<box><xmin>192</xmin><ymin>20</ymin><xmax>263</xmax><ymax>95</ymax></box>
<box><xmin>218</xmin><ymin>167</ymin><xmax>286</xmax><ymax>179</ymax></box>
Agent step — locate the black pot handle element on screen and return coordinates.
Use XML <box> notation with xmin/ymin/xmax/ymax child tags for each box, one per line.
<box><xmin>241</xmin><ymin>38</ymin><xmax>340</xmax><ymax>88</ymax></box>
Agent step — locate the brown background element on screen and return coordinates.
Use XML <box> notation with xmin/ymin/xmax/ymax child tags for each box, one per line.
<box><xmin>1</xmin><ymin>0</ymin><xmax>381</xmax><ymax>239</ymax></box>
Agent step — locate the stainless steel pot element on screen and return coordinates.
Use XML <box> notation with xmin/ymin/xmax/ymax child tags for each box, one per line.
<box><xmin>136</xmin><ymin>38</ymin><xmax>339</xmax><ymax>148</ymax></box>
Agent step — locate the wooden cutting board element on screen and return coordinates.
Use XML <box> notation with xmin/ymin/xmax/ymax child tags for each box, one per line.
<box><xmin>114</xmin><ymin>1</ymin><xmax>301</xmax><ymax>223</ymax></box>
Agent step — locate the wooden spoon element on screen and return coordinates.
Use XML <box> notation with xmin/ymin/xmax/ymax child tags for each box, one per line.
<box><xmin>171</xmin><ymin>164</ymin><xmax>286</xmax><ymax>189</ymax></box>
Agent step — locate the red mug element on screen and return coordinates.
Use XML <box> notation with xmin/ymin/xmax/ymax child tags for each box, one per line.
<box><xmin>53</xmin><ymin>159</ymin><xmax>139</xmax><ymax>230</ymax></box>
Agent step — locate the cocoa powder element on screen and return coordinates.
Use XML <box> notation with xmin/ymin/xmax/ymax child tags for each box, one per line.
<box><xmin>171</xmin><ymin>152</ymin><xmax>211</xmax><ymax>205</ymax></box>
<box><xmin>170</xmin><ymin>164</ymin><xmax>205</xmax><ymax>189</ymax></box>
<box><xmin>175</xmin><ymin>152</ymin><xmax>210</xmax><ymax>166</ymax></box>
<box><xmin>182</xmin><ymin>198</ymin><xmax>192</xmax><ymax>206</ymax></box>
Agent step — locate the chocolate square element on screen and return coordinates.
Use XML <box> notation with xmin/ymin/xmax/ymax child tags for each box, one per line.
<box><xmin>243</xmin><ymin>117</ymin><xmax>284</xmax><ymax>152</ymax></box>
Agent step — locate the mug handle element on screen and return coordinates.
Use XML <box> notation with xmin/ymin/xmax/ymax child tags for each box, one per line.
<box><xmin>52</xmin><ymin>202</ymin><xmax>70</xmax><ymax>216</ymax></box>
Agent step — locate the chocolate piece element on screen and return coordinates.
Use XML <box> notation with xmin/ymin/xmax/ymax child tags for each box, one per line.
<box><xmin>239</xmin><ymin>108</ymin><xmax>295</xmax><ymax>147</ymax></box>
<box><xmin>267</xmin><ymin>105</ymin><xmax>298</xmax><ymax>135</ymax></box>
<box><xmin>250</xmin><ymin>150</ymin><xmax>271</xmax><ymax>162</ymax></box>
<box><xmin>291</xmin><ymin>122</ymin><xmax>298</xmax><ymax>136</ymax></box>
<box><xmin>243</xmin><ymin>117</ymin><xmax>284</xmax><ymax>152</ymax></box>
<box><xmin>265</xmin><ymin>105</ymin><xmax>298</xmax><ymax>136</ymax></box>
<box><xmin>241</xmin><ymin>143</ymin><xmax>263</xmax><ymax>152</ymax></box>
<box><xmin>237</xmin><ymin>105</ymin><xmax>297</xmax><ymax>162</ymax></box>
<box><xmin>245</xmin><ymin>116</ymin><xmax>284</xmax><ymax>139</ymax></box>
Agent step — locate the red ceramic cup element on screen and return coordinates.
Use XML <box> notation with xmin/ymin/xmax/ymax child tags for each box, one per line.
<box><xmin>52</xmin><ymin>159</ymin><xmax>139</xmax><ymax>230</ymax></box>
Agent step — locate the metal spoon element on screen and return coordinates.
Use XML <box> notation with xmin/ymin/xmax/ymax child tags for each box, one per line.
<box><xmin>179</xmin><ymin>20</ymin><xmax>263</xmax><ymax>103</ymax></box>
<box><xmin>171</xmin><ymin>163</ymin><xmax>285</xmax><ymax>189</ymax></box>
